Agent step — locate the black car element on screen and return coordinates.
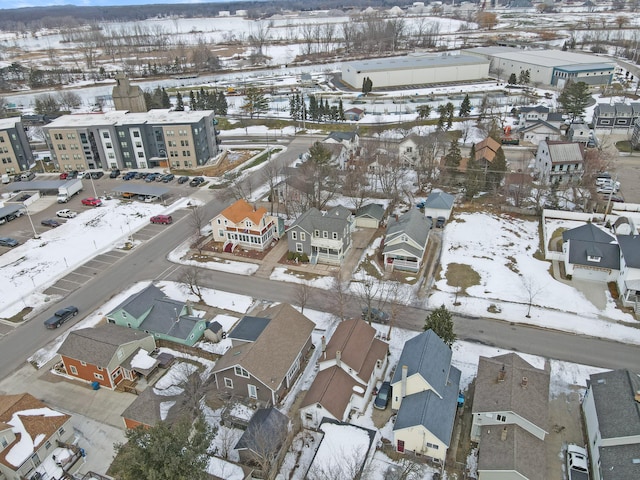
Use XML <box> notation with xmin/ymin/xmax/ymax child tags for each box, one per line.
<box><xmin>362</xmin><ymin>307</ymin><xmax>390</xmax><ymax>324</ymax></box>
<box><xmin>162</xmin><ymin>173</ymin><xmax>175</xmax><ymax>183</ymax></box>
<box><xmin>91</xmin><ymin>171</ymin><xmax>105</xmax><ymax>179</ymax></box>
<box><xmin>41</xmin><ymin>219</ymin><xmax>61</xmax><ymax>228</ymax></box>
<box><xmin>109</xmin><ymin>169</ymin><xmax>121</xmax><ymax>178</ymax></box>
<box><xmin>44</xmin><ymin>306</ymin><xmax>78</xmax><ymax>329</ymax></box>
<box><xmin>123</xmin><ymin>171</ymin><xmax>137</xmax><ymax>180</ymax></box>
<box><xmin>190</xmin><ymin>176</ymin><xmax>204</xmax><ymax>187</ymax></box>
<box><xmin>0</xmin><ymin>237</ymin><xmax>19</xmax><ymax>247</ymax></box>
<box><xmin>435</xmin><ymin>216</ymin><xmax>446</xmax><ymax>228</ymax></box>
<box><xmin>68</xmin><ymin>170</ymin><xmax>78</xmax><ymax>179</ymax></box>
<box><xmin>374</xmin><ymin>382</ymin><xmax>392</xmax><ymax>410</ymax></box>
<box><xmin>177</xmin><ymin>176</ymin><xmax>189</xmax><ymax>184</ymax></box>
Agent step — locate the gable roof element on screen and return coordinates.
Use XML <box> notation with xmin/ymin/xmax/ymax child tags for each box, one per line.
<box><xmin>322</xmin><ymin>319</ymin><xmax>388</xmax><ymax>382</ymax></box>
<box><xmin>424</xmin><ymin>191</ymin><xmax>455</xmax><ymax>210</ymax></box>
<box><xmin>562</xmin><ymin>223</ymin><xmax>615</xmax><ymax>244</ymax></box>
<box><xmin>218</xmin><ymin>198</ymin><xmax>268</xmax><ymax>226</ymax></box>
<box><xmin>300</xmin><ymin>366</ymin><xmax>362</xmax><ymax>420</ymax></box>
<box><xmin>521</xmin><ymin>105</ymin><xmax>550</xmax><ymax>114</ymax></box>
<box><xmin>355</xmin><ymin>203</ymin><xmax>385</xmax><ymax>221</ymax></box>
<box><xmin>229</xmin><ymin>316</ymin><xmax>271</xmax><ymax>342</ymax></box>
<box><xmin>58</xmin><ymin>323</ymin><xmax>154</xmax><ymax>366</ymax></box>
<box><xmin>344</xmin><ymin>107</ymin><xmax>364</xmax><ymax>115</ymax></box>
<box><xmin>477</xmin><ymin>424</ymin><xmax>546</xmax><ymax>480</ymax></box>
<box><xmin>391</xmin><ymin>329</ymin><xmax>452</xmax><ymax>395</ymax></box>
<box><xmin>474</xmin><ymin>137</ymin><xmax>502</xmax><ymax>163</ymax></box>
<box><xmin>545</xmin><ymin>141</ymin><xmax>585</xmax><ymax>163</ymax></box>
<box><xmin>473</xmin><ymin>353</ymin><xmax>550</xmax><ymax>432</ymax></box>
<box><xmin>393</xmin><ymin>366</ymin><xmax>461</xmax><ymax>445</ymax></box>
<box><xmin>121</xmin><ymin>387</ymin><xmax>181</xmax><ymax>428</ymax></box>
<box><xmin>588</xmin><ymin>369</ymin><xmax>640</xmax><ymax>440</ymax></box>
<box><xmin>383</xmin><ymin>209</ymin><xmax>430</xmax><ymax>257</ymax></box>
<box><xmin>521</xmin><ymin>120</ymin><xmax>561</xmax><ymax>134</ymax></box>
<box><xmin>324</xmin><ymin>131</ymin><xmax>357</xmax><ymax>142</ymax></box>
<box><xmin>212</xmin><ymin>304</ymin><xmax>315</xmax><ymax>390</ymax></box>
<box><xmin>0</xmin><ymin>394</ymin><xmax>71</xmax><ymax>470</ymax></box>
<box><xmin>287</xmin><ymin>205</ymin><xmax>352</xmax><ymax>235</ymax></box>
<box><xmin>114</xmin><ymin>283</ymin><xmax>166</xmax><ymax>318</ymax></box>
<box><xmin>567</xmin><ymin>239</ymin><xmax>620</xmax><ymax>270</ymax></box>
<box><xmin>235</xmin><ymin>408</ymin><xmax>289</xmax><ymax>453</ymax></box>
<box><xmin>617</xmin><ymin>235</ymin><xmax>640</xmax><ymax>268</ymax></box>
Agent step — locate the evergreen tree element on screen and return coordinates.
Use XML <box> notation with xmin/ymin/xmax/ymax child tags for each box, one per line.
<box><xmin>215</xmin><ymin>91</ymin><xmax>227</xmax><ymax>115</ymax></box>
<box><xmin>174</xmin><ymin>92</ymin><xmax>184</xmax><ymax>111</ymax></box>
<box><xmin>459</xmin><ymin>94</ymin><xmax>471</xmax><ymax>117</ymax></box>
<box><xmin>518</xmin><ymin>69</ymin><xmax>530</xmax><ymax>85</ymax></box>
<box><xmin>188</xmin><ymin>90</ymin><xmax>196</xmax><ymax>111</ymax></box>
<box><xmin>417</xmin><ymin>104</ymin><xmax>432</xmax><ymax>119</ymax></box>
<box><xmin>487</xmin><ymin>145</ymin><xmax>507</xmax><ymax>191</ymax></box>
<box><xmin>308</xmin><ymin>95</ymin><xmax>318</xmax><ymax>121</ymax></box>
<box><xmin>558</xmin><ymin>81</ymin><xmax>591</xmax><ymax>121</ymax></box>
<box><xmin>240</xmin><ymin>87</ymin><xmax>269</xmax><ymax>119</ymax></box>
<box><xmin>445</xmin><ymin>102</ymin><xmax>455</xmax><ymax>130</ymax></box>
<box><xmin>362</xmin><ymin>76</ymin><xmax>373</xmax><ymax>94</ymax></box>
<box><xmin>423</xmin><ymin>305</ymin><xmax>456</xmax><ymax>347</ymax></box>
<box><xmin>161</xmin><ymin>88</ymin><xmax>170</xmax><ymax>108</ymax></box>
<box><xmin>508</xmin><ymin>73</ymin><xmax>517</xmax><ymax>85</ymax></box>
<box><xmin>465</xmin><ymin>146</ymin><xmax>483</xmax><ymax>200</ymax></box>
<box><xmin>437</xmin><ymin>104</ymin><xmax>448</xmax><ymax>130</ymax></box>
<box><xmin>444</xmin><ymin>139</ymin><xmax>462</xmax><ymax>169</ymax></box>
<box><xmin>338</xmin><ymin>98</ymin><xmax>345</xmax><ymax>121</ymax></box>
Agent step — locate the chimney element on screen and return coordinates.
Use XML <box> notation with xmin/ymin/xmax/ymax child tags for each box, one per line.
<box><xmin>321</xmin><ymin>335</ymin><xmax>326</xmax><ymax>352</ymax></box>
<box><xmin>521</xmin><ymin>376</ymin><xmax>528</xmax><ymax>388</ymax></box>
<box><xmin>401</xmin><ymin>365</ymin><xmax>408</xmax><ymax>398</ymax></box>
<box><xmin>185</xmin><ymin>302</ymin><xmax>193</xmax><ymax>316</ymax></box>
<box><xmin>501</xmin><ymin>427</ymin><xmax>508</xmax><ymax>441</ymax></box>
<box><xmin>498</xmin><ymin>365</ymin><xmax>506</xmax><ymax>382</ymax></box>
<box><xmin>336</xmin><ymin>350</ymin><xmax>341</xmax><ymax>368</ymax></box>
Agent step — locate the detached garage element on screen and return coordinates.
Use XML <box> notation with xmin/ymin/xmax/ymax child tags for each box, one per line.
<box><xmin>342</xmin><ymin>54</ymin><xmax>490</xmax><ymax>89</ymax></box>
<box><xmin>562</xmin><ymin>224</ymin><xmax>619</xmax><ymax>282</ymax></box>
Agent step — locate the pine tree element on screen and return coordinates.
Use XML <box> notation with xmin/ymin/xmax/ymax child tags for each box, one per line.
<box><xmin>240</xmin><ymin>87</ymin><xmax>269</xmax><ymax>119</ymax></box>
<box><xmin>459</xmin><ymin>94</ymin><xmax>471</xmax><ymax>117</ymax></box>
<box><xmin>417</xmin><ymin>105</ymin><xmax>432</xmax><ymax>119</ymax></box>
<box><xmin>188</xmin><ymin>90</ymin><xmax>196</xmax><ymax>111</ymax></box>
<box><xmin>161</xmin><ymin>88</ymin><xmax>170</xmax><ymax>108</ymax></box>
<box><xmin>444</xmin><ymin>139</ymin><xmax>462</xmax><ymax>169</ymax></box>
<box><xmin>558</xmin><ymin>81</ymin><xmax>591</xmax><ymax>121</ymax></box>
<box><xmin>508</xmin><ymin>73</ymin><xmax>517</xmax><ymax>85</ymax></box>
<box><xmin>338</xmin><ymin>98</ymin><xmax>345</xmax><ymax>121</ymax></box>
<box><xmin>445</xmin><ymin>102</ymin><xmax>455</xmax><ymax>130</ymax></box>
<box><xmin>174</xmin><ymin>92</ymin><xmax>184</xmax><ymax>111</ymax></box>
<box><xmin>308</xmin><ymin>95</ymin><xmax>318</xmax><ymax>121</ymax></box>
<box><xmin>216</xmin><ymin>91</ymin><xmax>227</xmax><ymax>115</ymax></box>
<box><xmin>424</xmin><ymin>305</ymin><xmax>456</xmax><ymax>347</ymax></box>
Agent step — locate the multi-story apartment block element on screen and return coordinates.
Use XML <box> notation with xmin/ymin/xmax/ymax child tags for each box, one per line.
<box><xmin>43</xmin><ymin>109</ymin><xmax>220</xmax><ymax>172</ymax></box>
<box><xmin>0</xmin><ymin>117</ymin><xmax>33</xmax><ymax>174</ymax></box>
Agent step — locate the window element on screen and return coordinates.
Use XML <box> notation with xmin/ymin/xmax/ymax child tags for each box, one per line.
<box><xmin>45</xmin><ymin>441</ymin><xmax>51</xmax><ymax>450</ymax></box>
<box><xmin>102</xmin><ymin>132</ymin><xmax>110</xmax><ymax>139</ymax></box>
<box><xmin>118</xmin><ymin>131</ymin><xmax>125</xmax><ymax>138</ymax></box>
<box><xmin>332</xmin><ymin>232</ymin><xmax>338</xmax><ymax>239</ymax></box>
<box><xmin>426</xmin><ymin>442</ymin><xmax>439</xmax><ymax>450</ymax></box>
<box><xmin>133</xmin><ymin>131</ymin><xmax>140</xmax><ymax>138</ymax></box>
<box><xmin>69</xmin><ymin>365</ymin><xmax>78</xmax><ymax>375</ymax></box>
<box><xmin>323</xmin><ymin>231</ymin><xmax>328</xmax><ymax>238</ymax></box>
<box><xmin>291</xmin><ymin>231</ymin><xmax>297</xmax><ymax>240</ymax></box>
<box><xmin>1</xmin><ymin>437</ymin><xmax>8</xmax><ymax>448</ymax></box>
<box><xmin>300</xmin><ymin>232</ymin><xmax>306</xmax><ymax>241</ymax></box>
<box><xmin>305</xmin><ymin>413</ymin><xmax>313</xmax><ymax>421</ymax></box>
<box><xmin>234</xmin><ymin>366</ymin><xmax>249</xmax><ymax>378</ymax></box>
<box><xmin>224</xmin><ymin>377</ymin><xmax>233</xmax><ymax>388</ymax></box>
<box><xmin>296</xmin><ymin>243</ymin><xmax>303</xmax><ymax>253</ymax></box>
<box><xmin>94</xmin><ymin>373</ymin><xmax>104</xmax><ymax>380</ymax></box>
<box><xmin>58</xmin><ymin>427</ymin><xmax>65</xmax><ymax>436</ymax></box>
<box><xmin>314</xmin><ymin>230</ymin><xmax>319</xmax><ymax>237</ymax></box>
<box><xmin>248</xmin><ymin>384</ymin><xmax>257</xmax><ymax>399</ymax></box>
<box><xmin>97</xmin><ymin>366</ymin><xmax>103</xmax><ymax>371</ymax></box>
<box><xmin>80</xmin><ymin>361</ymin><xmax>86</xmax><ymax>366</ymax></box>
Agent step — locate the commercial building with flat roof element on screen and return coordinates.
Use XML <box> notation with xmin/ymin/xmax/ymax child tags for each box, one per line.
<box><xmin>463</xmin><ymin>47</ymin><xmax>615</xmax><ymax>88</ymax></box>
<box><xmin>341</xmin><ymin>54</ymin><xmax>490</xmax><ymax>89</ymax></box>
<box><xmin>43</xmin><ymin>109</ymin><xmax>220</xmax><ymax>172</ymax></box>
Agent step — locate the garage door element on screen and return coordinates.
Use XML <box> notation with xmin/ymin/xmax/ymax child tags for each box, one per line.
<box><xmin>573</xmin><ymin>266</ymin><xmax>609</xmax><ymax>282</ymax></box>
<box><xmin>355</xmin><ymin>218</ymin><xmax>378</xmax><ymax>229</ymax></box>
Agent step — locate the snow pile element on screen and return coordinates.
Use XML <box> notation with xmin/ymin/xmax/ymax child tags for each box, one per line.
<box><xmin>129</xmin><ymin>349</ymin><xmax>156</xmax><ymax>370</ymax></box>
<box><xmin>153</xmin><ymin>363</ymin><xmax>198</xmax><ymax>396</ymax></box>
<box><xmin>308</xmin><ymin>423</ymin><xmax>371</xmax><ymax>479</ymax></box>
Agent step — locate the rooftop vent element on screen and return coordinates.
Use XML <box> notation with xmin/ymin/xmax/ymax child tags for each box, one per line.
<box><xmin>521</xmin><ymin>376</ymin><xmax>528</xmax><ymax>388</ymax></box>
<box><xmin>498</xmin><ymin>365</ymin><xmax>506</xmax><ymax>383</ymax></box>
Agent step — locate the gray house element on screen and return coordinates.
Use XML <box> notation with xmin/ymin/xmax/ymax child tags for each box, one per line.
<box><xmin>286</xmin><ymin>205</ymin><xmax>353</xmax><ymax>265</ymax></box>
<box><xmin>562</xmin><ymin>223</ymin><xmax>619</xmax><ymax>282</ymax></box>
<box><xmin>383</xmin><ymin>208</ymin><xmax>431</xmax><ymax>272</ymax></box>
<box><xmin>423</xmin><ymin>191</ymin><xmax>455</xmax><ymax>220</ymax></box>
<box><xmin>354</xmin><ymin>203</ymin><xmax>385</xmax><ymax>229</ymax></box>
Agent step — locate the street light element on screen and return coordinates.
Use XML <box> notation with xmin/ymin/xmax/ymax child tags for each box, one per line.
<box><xmin>86</xmin><ymin>172</ymin><xmax>98</xmax><ymax>198</ymax></box>
<box><xmin>23</xmin><ymin>204</ymin><xmax>40</xmax><ymax>239</ymax></box>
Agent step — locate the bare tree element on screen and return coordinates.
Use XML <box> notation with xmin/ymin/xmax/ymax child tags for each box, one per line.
<box><xmin>57</xmin><ymin>91</ymin><xmax>81</xmax><ymax>111</ymax></box>
<box><xmin>522</xmin><ymin>277</ymin><xmax>545</xmax><ymax>318</ymax></box>
<box><xmin>182</xmin><ymin>266</ymin><xmax>204</xmax><ymax>303</ymax></box>
<box><xmin>261</xmin><ymin>155</ymin><xmax>283</xmax><ymax>215</ymax></box>
<box><xmin>353</xmin><ymin>275</ymin><xmax>385</xmax><ymax>325</ymax></box>
<box><xmin>296</xmin><ymin>281</ymin><xmax>312</xmax><ymax>314</ymax></box>
<box><xmin>190</xmin><ymin>205</ymin><xmax>206</xmax><ymax>255</ymax></box>
<box><xmin>328</xmin><ymin>271</ymin><xmax>349</xmax><ymax>321</ymax></box>
<box><xmin>238</xmin><ymin>418</ymin><xmax>291</xmax><ymax>480</ymax></box>
<box><xmin>307</xmin><ymin>444</ymin><xmax>369</xmax><ymax>479</ymax></box>
<box><xmin>215</xmin><ymin>425</ymin><xmax>243</xmax><ymax>460</ymax></box>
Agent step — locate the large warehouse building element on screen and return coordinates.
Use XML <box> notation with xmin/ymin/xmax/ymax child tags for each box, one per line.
<box><xmin>463</xmin><ymin>47</ymin><xmax>615</xmax><ymax>88</ymax></box>
<box><xmin>341</xmin><ymin>54</ymin><xmax>490</xmax><ymax>89</ymax></box>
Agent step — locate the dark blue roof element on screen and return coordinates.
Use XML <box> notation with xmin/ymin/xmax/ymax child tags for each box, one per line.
<box><xmin>235</xmin><ymin>408</ymin><xmax>289</xmax><ymax>451</ymax></box>
<box><xmin>230</xmin><ymin>316</ymin><xmax>271</xmax><ymax>342</ymax></box>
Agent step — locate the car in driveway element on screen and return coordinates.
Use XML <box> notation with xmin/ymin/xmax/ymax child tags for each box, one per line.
<box><xmin>566</xmin><ymin>444</ymin><xmax>589</xmax><ymax>480</ymax></box>
<box><xmin>362</xmin><ymin>307</ymin><xmax>390</xmax><ymax>323</ymax></box>
<box><xmin>41</xmin><ymin>219</ymin><xmax>61</xmax><ymax>228</ymax></box>
<box><xmin>56</xmin><ymin>209</ymin><xmax>77</xmax><ymax>218</ymax></box>
<box><xmin>150</xmin><ymin>214</ymin><xmax>173</xmax><ymax>224</ymax></box>
<box><xmin>374</xmin><ymin>381</ymin><xmax>392</xmax><ymax>410</ymax></box>
<box><xmin>81</xmin><ymin>197</ymin><xmax>102</xmax><ymax>207</ymax></box>
<box><xmin>0</xmin><ymin>237</ymin><xmax>19</xmax><ymax>247</ymax></box>
<box><xmin>177</xmin><ymin>175</ymin><xmax>189</xmax><ymax>184</ymax></box>
<box><xmin>44</xmin><ymin>306</ymin><xmax>78</xmax><ymax>329</ymax></box>
<box><xmin>435</xmin><ymin>216</ymin><xmax>446</xmax><ymax>228</ymax></box>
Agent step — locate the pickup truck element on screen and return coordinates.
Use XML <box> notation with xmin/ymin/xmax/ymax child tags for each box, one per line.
<box><xmin>567</xmin><ymin>444</ymin><xmax>589</xmax><ymax>480</ymax></box>
<box><xmin>44</xmin><ymin>306</ymin><xmax>78</xmax><ymax>329</ymax></box>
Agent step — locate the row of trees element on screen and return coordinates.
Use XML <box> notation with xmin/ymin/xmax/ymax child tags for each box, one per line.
<box><xmin>186</xmin><ymin>88</ymin><xmax>228</xmax><ymax>115</ymax></box>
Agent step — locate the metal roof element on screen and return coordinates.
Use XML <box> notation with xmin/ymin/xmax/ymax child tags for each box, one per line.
<box><xmin>343</xmin><ymin>54</ymin><xmax>488</xmax><ymax>73</ymax></box>
<box><xmin>0</xmin><ymin>204</ymin><xmax>25</xmax><ymax>218</ymax></box>
<box><xmin>554</xmin><ymin>63</ymin><xmax>615</xmax><ymax>72</ymax></box>
<box><xmin>4</xmin><ymin>180</ymin><xmax>69</xmax><ymax>192</ymax></box>
<box><xmin>110</xmin><ymin>184</ymin><xmax>170</xmax><ymax>196</ymax></box>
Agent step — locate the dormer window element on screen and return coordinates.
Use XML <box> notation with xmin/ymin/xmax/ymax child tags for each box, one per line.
<box><xmin>587</xmin><ymin>255</ymin><xmax>601</xmax><ymax>263</ymax></box>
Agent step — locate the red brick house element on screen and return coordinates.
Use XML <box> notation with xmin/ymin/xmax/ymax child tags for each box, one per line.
<box><xmin>57</xmin><ymin>323</ymin><xmax>157</xmax><ymax>389</ymax></box>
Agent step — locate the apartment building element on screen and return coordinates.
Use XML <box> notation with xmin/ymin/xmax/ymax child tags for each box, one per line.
<box><xmin>0</xmin><ymin>117</ymin><xmax>33</xmax><ymax>174</ymax></box>
<box><xmin>43</xmin><ymin>109</ymin><xmax>220</xmax><ymax>172</ymax></box>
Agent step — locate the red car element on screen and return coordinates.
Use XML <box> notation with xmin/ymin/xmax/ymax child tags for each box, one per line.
<box><xmin>59</xmin><ymin>172</ymin><xmax>68</xmax><ymax>179</ymax></box>
<box><xmin>81</xmin><ymin>197</ymin><xmax>102</xmax><ymax>207</ymax></box>
<box><xmin>150</xmin><ymin>215</ymin><xmax>172</xmax><ymax>224</ymax></box>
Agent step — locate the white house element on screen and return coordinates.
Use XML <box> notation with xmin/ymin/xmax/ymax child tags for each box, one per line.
<box><xmin>534</xmin><ymin>140</ymin><xmax>585</xmax><ymax>185</ymax></box>
<box><xmin>210</xmin><ymin>199</ymin><xmax>279</xmax><ymax>252</ymax></box>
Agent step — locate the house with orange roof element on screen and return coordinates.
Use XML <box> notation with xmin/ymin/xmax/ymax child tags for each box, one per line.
<box><xmin>210</xmin><ymin>198</ymin><xmax>280</xmax><ymax>252</ymax></box>
<box><xmin>0</xmin><ymin>393</ymin><xmax>78</xmax><ymax>480</ymax></box>
<box><xmin>474</xmin><ymin>137</ymin><xmax>502</xmax><ymax>169</ymax></box>
<box><xmin>299</xmin><ymin>319</ymin><xmax>388</xmax><ymax>429</ymax></box>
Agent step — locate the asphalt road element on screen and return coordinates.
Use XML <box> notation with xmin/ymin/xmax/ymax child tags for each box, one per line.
<box><xmin>1</xmin><ymin>135</ymin><xmax>640</xmax><ymax>381</ymax></box>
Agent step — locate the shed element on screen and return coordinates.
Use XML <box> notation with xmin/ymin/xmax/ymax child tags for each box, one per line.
<box><xmin>355</xmin><ymin>203</ymin><xmax>385</xmax><ymax>229</ymax></box>
<box><xmin>423</xmin><ymin>191</ymin><xmax>455</xmax><ymax>220</ymax></box>
<box><xmin>204</xmin><ymin>320</ymin><xmax>224</xmax><ymax>343</ymax></box>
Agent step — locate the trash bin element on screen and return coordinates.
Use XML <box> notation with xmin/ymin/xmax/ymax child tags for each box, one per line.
<box><xmin>91</xmin><ymin>381</ymin><xmax>100</xmax><ymax>390</ymax></box>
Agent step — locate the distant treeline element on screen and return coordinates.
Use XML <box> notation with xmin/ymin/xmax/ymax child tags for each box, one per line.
<box><xmin>0</xmin><ymin>0</ymin><xmax>413</xmax><ymax>31</ymax></box>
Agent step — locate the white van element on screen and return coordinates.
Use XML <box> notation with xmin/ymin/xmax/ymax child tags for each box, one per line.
<box><xmin>1</xmin><ymin>174</ymin><xmax>10</xmax><ymax>184</ymax></box>
<box><xmin>20</xmin><ymin>171</ymin><xmax>35</xmax><ymax>181</ymax></box>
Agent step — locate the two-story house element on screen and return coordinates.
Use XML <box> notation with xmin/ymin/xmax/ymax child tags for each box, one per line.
<box><xmin>286</xmin><ymin>205</ymin><xmax>353</xmax><ymax>265</ymax></box>
<box><xmin>382</xmin><ymin>208</ymin><xmax>431</xmax><ymax>272</ymax></box>
<box><xmin>398</xmin><ymin>134</ymin><xmax>421</xmax><ymax>167</ymax></box>
<box><xmin>211</xmin><ymin>198</ymin><xmax>279</xmax><ymax>252</ymax></box>
<box><xmin>0</xmin><ymin>394</ymin><xmax>77</xmax><ymax>480</ymax></box>
<box><xmin>299</xmin><ymin>319</ymin><xmax>388</xmax><ymax>429</ymax></box>
<box><xmin>391</xmin><ymin>329</ymin><xmax>461</xmax><ymax>462</ymax></box>
<box><xmin>593</xmin><ymin>102</ymin><xmax>640</xmax><ymax>134</ymax></box>
<box><xmin>562</xmin><ymin>223</ymin><xmax>619</xmax><ymax>283</ymax></box>
<box><xmin>211</xmin><ymin>303</ymin><xmax>315</xmax><ymax>406</ymax></box>
<box><xmin>106</xmin><ymin>284</ymin><xmax>207</xmax><ymax>346</ymax></box>
<box><xmin>534</xmin><ymin>140</ymin><xmax>585</xmax><ymax>185</ymax></box>
<box><xmin>582</xmin><ymin>369</ymin><xmax>640</xmax><ymax>480</ymax></box>
<box><xmin>322</xmin><ymin>131</ymin><xmax>359</xmax><ymax>169</ymax></box>
<box><xmin>474</xmin><ymin>137</ymin><xmax>503</xmax><ymax>169</ymax></box>
<box><xmin>472</xmin><ymin>353</ymin><xmax>550</xmax><ymax>480</ymax></box>
<box><xmin>58</xmin><ymin>323</ymin><xmax>157</xmax><ymax>389</ymax></box>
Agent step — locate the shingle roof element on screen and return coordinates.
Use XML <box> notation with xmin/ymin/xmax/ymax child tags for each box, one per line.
<box><xmin>546</xmin><ymin>141</ymin><xmax>585</xmax><ymax>164</ymax></box>
<box><xmin>477</xmin><ymin>424</ymin><xmax>546</xmax><ymax>480</ymax></box>
<box><xmin>383</xmin><ymin>208</ymin><xmax>430</xmax><ymax>257</ymax></box>
<box><xmin>113</xmin><ymin>283</ymin><xmax>165</xmax><ymax>318</ymax></box>
<box><xmin>218</xmin><ymin>198</ymin><xmax>268</xmax><ymax>226</ymax></box>
<box><xmin>301</xmin><ymin>366</ymin><xmax>363</xmax><ymax>420</ymax></box>
<box><xmin>393</xmin><ymin>366</ymin><xmax>461</xmax><ymax>445</ymax></box>
<box><xmin>58</xmin><ymin>323</ymin><xmax>154</xmax><ymax>366</ymax></box>
<box><xmin>391</xmin><ymin>329</ymin><xmax>452</xmax><ymax>395</ymax></box>
<box><xmin>424</xmin><ymin>191</ymin><xmax>455</xmax><ymax>210</ymax></box>
<box><xmin>324</xmin><ymin>131</ymin><xmax>357</xmax><ymax>142</ymax></box>
<box><xmin>521</xmin><ymin>120</ymin><xmax>561</xmax><ymax>133</ymax></box>
<box><xmin>588</xmin><ymin>369</ymin><xmax>640</xmax><ymax>440</ymax></box>
<box><xmin>617</xmin><ymin>235</ymin><xmax>640</xmax><ymax>268</ymax></box>
<box><xmin>473</xmin><ymin>353</ymin><xmax>550</xmax><ymax>432</ymax></box>
<box><xmin>212</xmin><ymin>304</ymin><xmax>315</xmax><ymax>390</ymax></box>
<box><xmin>120</xmin><ymin>387</ymin><xmax>181</xmax><ymax>427</ymax></box>
<box><xmin>521</xmin><ymin>106</ymin><xmax>550</xmax><ymax>114</ymax></box>
<box><xmin>567</xmin><ymin>239</ymin><xmax>620</xmax><ymax>270</ymax></box>
<box><xmin>474</xmin><ymin>137</ymin><xmax>501</xmax><ymax>163</ymax></box>
<box><xmin>287</xmin><ymin>205</ymin><xmax>351</xmax><ymax>235</ymax></box>
<box><xmin>596</xmin><ymin>104</ymin><xmax>615</xmax><ymax>115</ymax></box>
<box><xmin>235</xmin><ymin>408</ymin><xmax>289</xmax><ymax>453</ymax></box>
<box><xmin>355</xmin><ymin>203</ymin><xmax>385</xmax><ymax>222</ymax></box>
<box><xmin>598</xmin><ymin>443</ymin><xmax>640</xmax><ymax>480</ymax></box>
<box><xmin>562</xmin><ymin>223</ymin><xmax>615</xmax><ymax>244</ymax></box>
<box><xmin>229</xmin><ymin>316</ymin><xmax>271</xmax><ymax>342</ymax></box>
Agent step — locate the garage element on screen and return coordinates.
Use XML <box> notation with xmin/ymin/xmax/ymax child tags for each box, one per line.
<box><xmin>571</xmin><ymin>266</ymin><xmax>611</xmax><ymax>282</ymax></box>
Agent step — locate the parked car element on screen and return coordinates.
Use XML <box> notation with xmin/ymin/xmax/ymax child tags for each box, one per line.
<box><xmin>190</xmin><ymin>176</ymin><xmax>204</xmax><ymax>187</ymax></box>
<box><xmin>91</xmin><ymin>171</ymin><xmax>104</xmax><ymax>179</ymax></box>
<box><xmin>162</xmin><ymin>173</ymin><xmax>175</xmax><ymax>183</ymax></box>
<box><xmin>145</xmin><ymin>173</ymin><xmax>158</xmax><ymax>182</ymax></box>
<box><xmin>144</xmin><ymin>195</ymin><xmax>156</xmax><ymax>203</ymax></box>
<box><xmin>18</xmin><ymin>194</ymin><xmax>31</xmax><ymax>202</ymax></box>
<box><xmin>0</xmin><ymin>237</ymin><xmax>19</xmax><ymax>247</ymax></box>
<box><xmin>44</xmin><ymin>306</ymin><xmax>78</xmax><ymax>329</ymax></box>
<box><xmin>135</xmin><ymin>172</ymin><xmax>146</xmax><ymax>179</ymax></box>
<box><xmin>109</xmin><ymin>169</ymin><xmax>121</xmax><ymax>178</ymax></box>
<box><xmin>155</xmin><ymin>173</ymin><xmax>165</xmax><ymax>182</ymax></box>
<box><xmin>566</xmin><ymin>444</ymin><xmax>589</xmax><ymax>480</ymax></box>
<box><xmin>150</xmin><ymin>214</ymin><xmax>173</xmax><ymax>224</ymax></box>
<box><xmin>435</xmin><ymin>216</ymin><xmax>446</xmax><ymax>228</ymax></box>
<box><xmin>56</xmin><ymin>209</ymin><xmax>77</xmax><ymax>218</ymax></box>
<box><xmin>361</xmin><ymin>307</ymin><xmax>390</xmax><ymax>324</ymax></box>
<box><xmin>82</xmin><ymin>197</ymin><xmax>102</xmax><ymax>207</ymax></box>
<box><xmin>123</xmin><ymin>171</ymin><xmax>137</xmax><ymax>180</ymax></box>
<box><xmin>41</xmin><ymin>219</ymin><xmax>61</xmax><ymax>228</ymax></box>
<box><xmin>177</xmin><ymin>175</ymin><xmax>189</xmax><ymax>184</ymax></box>
<box><xmin>416</xmin><ymin>200</ymin><xmax>426</xmax><ymax>209</ymax></box>
<box><xmin>59</xmin><ymin>172</ymin><xmax>68</xmax><ymax>180</ymax></box>
<box><xmin>68</xmin><ymin>170</ymin><xmax>78</xmax><ymax>179</ymax></box>
<box><xmin>374</xmin><ymin>381</ymin><xmax>392</xmax><ymax>410</ymax></box>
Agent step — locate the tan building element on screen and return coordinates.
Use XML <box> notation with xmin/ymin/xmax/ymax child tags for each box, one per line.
<box><xmin>112</xmin><ymin>73</ymin><xmax>147</xmax><ymax>113</ymax></box>
<box><xmin>0</xmin><ymin>117</ymin><xmax>33</xmax><ymax>174</ymax></box>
